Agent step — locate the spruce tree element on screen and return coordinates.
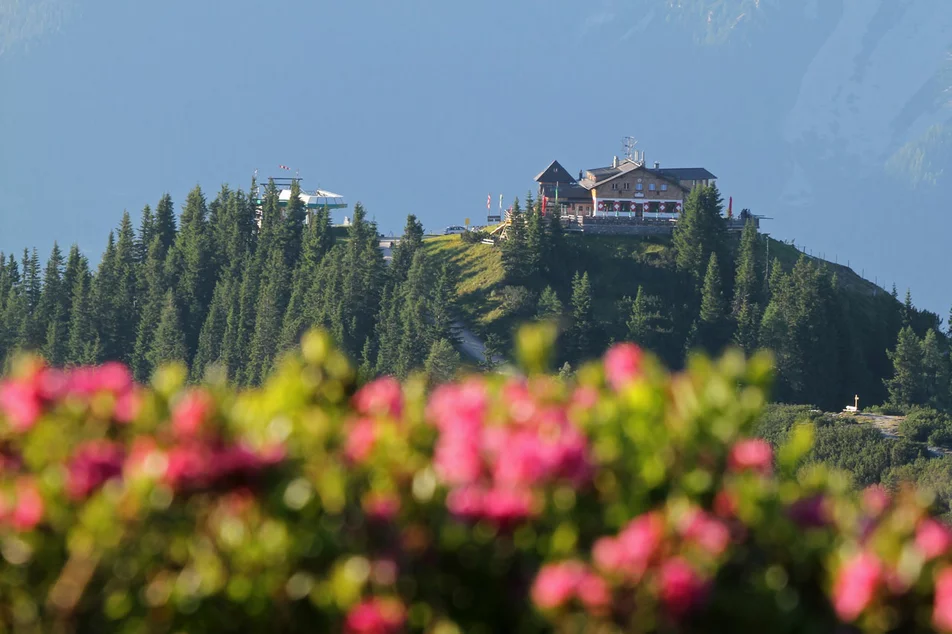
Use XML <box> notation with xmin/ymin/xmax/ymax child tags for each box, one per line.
<box><xmin>91</xmin><ymin>234</ymin><xmax>121</xmax><ymax>359</ymax></box>
<box><xmin>113</xmin><ymin>212</ymin><xmax>140</xmax><ymax>362</ymax></box>
<box><xmin>165</xmin><ymin>185</ymin><xmax>214</xmax><ymax>359</ymax></box>
<box><xmin>37</xmin><ymin>243</ymin><xmax>69</xmax><ymax>365</ymax></box>
<box><xmin>424</xmin><ymin>338</ymin><xmax>460</xmax><ymax>385</ymax></box>
<box><xmin>431</xmin><ymin>262</ymin><xmax>458</xmax><ymax>343</ymax></box>
<box><xmin>192</xmin><ymin>278</ymin><xmax>232</xmax><ymax>381</ymax></box>
<box><xmin>278</xmin><ymin>179</ymin><xmax>308</xmax><ymax>269</ymax></box>
<box><xmin>903</xmin><ymin>289</ymin><xmax>914</xmax><ymax>328</ymax></box>
<box><xmin>136</xmin><ymin>205</ymin><xmax>155</xmax><ymax>264</ymax></box>
<box><xmin>500</xmin><ymin>199</ymin><xmax>528</xmax><ymax>284</ymax></box>
<box><xmin>627</xmin><ymin>286</ymin><xmax>672</xmax><ymax>359</ymax></box>
<box><xmin>149</xmin><ymin>291</ymin><xmax>187</xmax><ymax>369</ymax></box>
<box><xmin>246</xmin><ymin>249</ymin><xmax>290</xmax><ymax>384</ymax></box>
<box><xmin>733</xmin><ymin>220</ymin><xmax>763</xmax><ymax>313</ymax></box>
<box><xmin>66</xmin><ymin>266</ymin><xmax>100</xmax><ymax>366</ymax></box>
<box><xmin>568</xmin><ymin>271</ymin><xmax>595</xmax><ymax>360</ymax></box>
<box><xmin>698</xmin><ymin>252</ymin><xmax>729</xmax><ymax>352</ymax></box>
<box><xmin>524</xmin><ymin>207</ymin><xmax>546</xmax><ymax>285</ymax></box>
<box><xmin>921</xmin><ymin>329</ymin><xmax>950</xmax><ymax>410</ymax></box>
<box><xmin>389</xmin><ymin>215</ymin><xmax>425</xmax><ymax>283</ymax></box>
<box><xmin>131</xmin><ymin>236</ymin><xmax>168</xmax><ymax>381</ymax></box>
<box><xmin>394</xmin><ymin>251</ymin><xmax>433</xmax><ymax>378</ymax></box>
<box><xmin>153</xmin><ymin>194</ymin><xmax>177</xmax><ymax>254</ymax></box>
<box><xmin>537</xmin><ymin>286</ymin><xmax>563</xmax><ymax>321</ymax></box>
<box><xmin>546</xmin><ymin>206</ymin><xmax>568</xmax><ymax>285</ymax></box>
<box><xmin>885</xmin><ymin>326</ymin><xmax>925</xmax><ymax>407</ymax></box>
<box><xmin>672</xmin><ymin>184</ymin><xmax>727</xmax><ymax>284</ymax></box>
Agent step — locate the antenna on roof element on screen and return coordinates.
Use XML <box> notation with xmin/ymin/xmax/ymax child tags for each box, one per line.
<box><xmin>623</xmin><ymin>136</ymin><xmax>638</xmax><ymax>161</ymax></box>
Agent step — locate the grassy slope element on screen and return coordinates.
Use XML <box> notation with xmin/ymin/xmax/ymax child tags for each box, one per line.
<box><xmin>426</xmin><ymin>233</ymin><xmax>891</xmax><ymax>338</ymax></box>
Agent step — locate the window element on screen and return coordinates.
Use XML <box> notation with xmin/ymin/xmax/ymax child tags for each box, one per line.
<box><xmin>623</xmin><ymin>182</ymin><xmax>630</xmax><ymax>190</ymax></box>
<box><xmin>649</xmin><ymin>183</ymin><xmax>656</xmax><ymax>191</ymax></box>
<box><xmin>661</xmin><ymin>184</ymin><xmax>668</xmax><ymax>192</ymax></box>
<box><xmin>611</xmin><ymin>183</ymin><xmax>618</xmax><ymax>191</ymax></box>
<box><xmin>636</xmin><ymin>183</ymin><xmax>643</xmax><ymax>191</ymax></box>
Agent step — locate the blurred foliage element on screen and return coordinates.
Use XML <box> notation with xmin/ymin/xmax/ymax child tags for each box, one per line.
<box><xmin>0</xmin><ymin>327</ymin><xmax>951</xmax><ymax>632</ymax></box>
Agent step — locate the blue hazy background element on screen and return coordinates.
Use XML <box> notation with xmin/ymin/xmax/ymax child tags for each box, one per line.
<box><xmin>2</xmin><ymin>0</ymin><xmax>951</xmax><ymax>313</ymax></box>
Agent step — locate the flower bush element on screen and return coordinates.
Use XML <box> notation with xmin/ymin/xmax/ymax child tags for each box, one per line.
<box><xmin>0</xmin><ymin>325</ymin><xmax>951</xmax><ymax>632</ymax></box>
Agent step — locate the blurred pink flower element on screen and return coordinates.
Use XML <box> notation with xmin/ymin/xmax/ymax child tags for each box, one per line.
<box><xmin>164</xmin><ymin>444</ymin><xmax>211</xmax><ymax>490</ymax></box>
<box><xmin>0</xmin><ymin>380</ymin><xmax>42</xmax><ymax>432</ymax></box>
<box><xmin>36</xmin><ymin>367</ymin><xmax>69</xmax><ymax>401</ymax></box>
<box><xmin>917</xmin><ymin>518</ymin><xmax>952</xmax><ymax>561</ymax></box>
<box><xmin>434</xmin><ymin>439</ymin><xmax>482</xmax><ymax>486</ymax></box>
<box><xmin>593</xmin><ymin>537</ymin><xmax>625</xmax><ymax>575</ymax></box>
<box><xmin>681</xmin><ymin>508</ymin><xmax>730</xmax><ymax>557</ymax></box>
<box><xmin>94</xmin><ymin>362</ymin><xmax>133</xmax><ymax>395</ymax></box>
<box><xmin>365</xmin><ymin>493</ymin><xmax>401</xmax><ymax>521</ymax></box>
<box><xmin>861</xmin><ymin>485</ymin><xmax>891</xmax><ymax>517</ymax></box>
<box><xmin>833</xmin><ymin>552</ymin><xmax>881</xmax><ymax>622</ymax></box>
<box><xmin>344</xmin><ymin>597</ymin><xmax>406</xmax><ymax>634</ymax></box>
<box><xmin>11</xmin><ymin>478</ymin><xmax>44</xmax><ymax>532</ymax></box>
<box><xmin>713</xmin><ymin>490</ymin><xmax>738</xmax><ymax>520</ymax></box>
<box><xmin>604</xmin><ymin>343</ymin><xmax>643</xmax><ymax>390</ymax></box>
<box><xmin>659</xmin><ymin>557</ymin><xmax>708</xmax><ymax>617</ymax></box>
<box><xmin>483</xmin><ymin>487</ymin><xmax>534</xmax><ymax>524</ymax></box>
<box><xmin>728</xmin><ymin>439</ymin><xmax>773</xmax><ymax>475</ymax></box>
<box><xmin>345</xmin><ymin>418</ymin><xmax>377</xmax><ymax>464</ymax></box>
<box><xmin>531</xmin><ymin>561</ymin><xmax>585</xmax><ymax>610</ymax></box>
<box><xmin>172</xmin><ymin>389</ymin><xmax>215</xmax><ymax>439</ymax></box>
<box><xmin>427</xmin><ymin>379</ymin><xmax>487</xmax><ymax>432</ymax></box>
<box><xmin>577</xmin><ymin>572</ymin><xmax>612</xmax><ymax>614</ymax></box>
<box><xmin>933</xmin><ymin>567</ymin><xmax>952</xmax><ymax>632</ymax></box>
<box><xmin>787</xmin><ymin>495</ymin><xmax>829</xmax><ymax>528</ymax></box>
<box><xmin>353</xmin><ymin>377</ymin><xmax>403</xmax><ymax>419</ymax></box>
<box><xmin>617</xmin><ymin>512</ymin><xmax>665</xmax><ymax>576</ymax></box>
<box><xmin>446</xmin><ymin>485</ymin><xmax>485</xmax><ymax>519</ymax></box>
<box><xmin>113</xmin><ymin>388</ymin><xmax>142</xmax><ymax>424</ymax></box>
<box><xmin>570</xmin><ymin>386</ymin><xmax>599</xmax><ymax>411</ymax></box>
<box><xmin>67</xmin><ymin>440</ymin><xmax>124</xmax><ymax>500</ymax></box>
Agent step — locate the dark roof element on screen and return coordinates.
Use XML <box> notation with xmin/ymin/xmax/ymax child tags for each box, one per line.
<box><xmin>649</xmin><ymin>167</ymin><xmax>717</xmax><ymax>181</ymax></box>
<box><xmin>540</xmin><ymin>182</ymin><xmax>590</xmax><ymax>201</ymax></box>
<box><xmin>534</xmin><ymin>160</ymin><xmax>578</xmax><ymax>184</ymax></box>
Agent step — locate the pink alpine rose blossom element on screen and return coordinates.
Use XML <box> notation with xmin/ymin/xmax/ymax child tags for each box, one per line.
<box><xmin>353</xmin><ymin>377</ymin><xmax>403</xmax><ymax>419</ymax></box>
<box><xmin>0</xmin><ymin>380</ymin><xmax>42</xmax><ymax>432</ymax></box>
<box><xmin>833</xmin><ymin>552</ymin><xmax>882</xmax><ymax>622</ymax></box>
<box><xmin>933</xmin><ymin>567</ymin><xmax>952</xmax><ymax>632</ymax></box>
<box><xmin>172</xmin><ymin>389</ymin><xmax>215</xmax><ymax>439</ymax></box>
<box><xmin>345</xmin><ymin>418</ymin><xmax>377</xmax><ymax>464</ymax></box>
<box><xmin>531</xmin><ymin>561</ymin><xmax>585</xmax><ymax>610</ymax></box>
<box><xmin>727</xmin><ymin>438</ymin><xmax>773</xmax><ymax>475</ymax></box>
<box><xmin>604</xmin><ymin>343</ymin><xmax>643</xmax><ymax>390</ymax></box>
<box><xmin>681</xmin><ymin>508</ymin><xmax>731</xmax><ymax>557</ymax></box>
<box><xmin>659</xmin><ymin>557</ymin><xmax>708</xmax><ymax>617</ymax></box>
<box><xmin>576</xmin><ymin>572</ymin><xmax>612</xmax><ymax>614</ymax></box>
<box><xmin>344</xmin><ymin>597</ymin><xmax>406</xmax><ymax>634</ymax></box>
<box><xmin>67</xmin><ymin>440</ymin><xmax>125</xmax><ymax>500</ymax></box>
<box><xmin>917</xmin><ymin>518</ymin><xmax>952</xmax><ymax>561</ymax></box>
<box><xmin>11</xmin><ymin>478</ymin><xmax>44</xmax><ymax>532</ymax></box>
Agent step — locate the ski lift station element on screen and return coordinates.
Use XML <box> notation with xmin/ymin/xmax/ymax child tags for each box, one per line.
<box><xmin>254</xmin><ymin>175</ymin><xmax>348</xmax><ymax>217</ymax></box>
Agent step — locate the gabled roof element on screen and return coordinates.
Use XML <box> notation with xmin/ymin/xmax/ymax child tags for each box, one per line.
<box><xmin>535</xmin><ymin>160</ymin><xmax>578</xmax><ymax>184</ymax></box>
<box><xmin>649</xmin><ymin>167</ymin><xmax>717</xmax><ymax>181</ymax></box>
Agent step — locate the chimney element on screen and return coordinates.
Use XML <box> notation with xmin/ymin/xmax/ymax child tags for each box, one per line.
<box><xmin>654</xmin><ymin>161</ymin><xmax>660</xmax><ymax>169</ymax></box>
<box><xmin>612</xmin><ymin>156</ymin><xmax>619</xmax><ymax>169</ymax></box>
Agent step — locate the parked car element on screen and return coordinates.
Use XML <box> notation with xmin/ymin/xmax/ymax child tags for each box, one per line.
<box><xmin>443</xmin><ymin>226</ymin><xmax>466</xmax><ymax>235</ymax></box>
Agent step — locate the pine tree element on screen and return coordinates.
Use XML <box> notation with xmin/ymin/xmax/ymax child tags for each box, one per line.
<box><xmin>672</xmin><ymin>184</ymin><xmax>727</xmax><ymax>284</ymax></box>
<box><xmin>113</xmin><ymin>212</ymin><xmax>140</xmax><ymax>362</ymax></box>
<box><xmin>903</xmin><ymin>289</ymin><xmax>914</xmax><ymax>328</ymax></box>
<box><xmin>394</xmin><ymin>251</ymin><xmax>433</xmax><ymax>378</ymax></box>
<box><xmin>192</xmin><ymin>278</ymin><xmax>232</xmax><ymax>381</ymax></box>
<box><xmin>627</xmin><ymin>286</ymin><xmax>672</xmax><ymax>358</ymax></box>
<box><xmin>431</xmin><ymin>262</ymin><xmax>457</xmax><ymax>343</ymax></box>
<box><xmin>66</xmin><ymin>265</ymin><xmax>100</xmax><ymax>366</ymax></box>
<box><xmin>546</xmin><ymin>206</ymin><xmax>568</xmax><ymax>285</ymax></box>
<box><xmin>153</xmin><ymin>194</ymin><xmax>177</xmax><ymax>255</ymax></box>
<box><xmin>19</xmin><ymin>248</ymin><xmax>43</xmax><ymax>349</ymax></box>
<box><xmin>278</xmin><ymin>179</ymin><xmax>308</xmax><ymax>269</ymax></box>
<box><xmin>357</xmin><ymin>337</ymin><xmax>376</xmax><ymax>383</ymax></box>
<box><xmin>149</xmin><ymin>291</ymin><xmax>187</xmax><ymax>369</ymax></box>
<box><xmin>698</xmin><ymin>252</ymin><xmax>729</xmax><ymax>352</ymax></box>
<box><xmin>500</xmin><ymin>199</ymin><xmax>528</xmax><ymax>284</ymax></box>
<box><xmin>389</xmin><ymin>215</ymin><xmax>425</xmax><ymax>283</ymax></box>
<box><xmin>246</xmin><ymin>249</ymin><xmax>291</xmax><ymax>384</ymax></box>
<box><xmin>131</xmin><ymin>236</ymin><xmax>168</xmax><ymax>381</ymax></box>
<box><xmin>537</xmin><ymin>286</ymin><xmax>563</xmax><ymax>321</ymax></box>
<box><xmin>37</xmin><ymin>243</ymin><xmax>68</xmax><ymax>365</ymax></box>
<box><xmin>136</xmin><ymin>205</ymin><xmax>155</xmax><ymax>264</ymax></box>
<box><xmin>568</xmin><ymin>271</ymin><xmax>595</xmax><ymax>360</ymax></box>
<box><xmin>165</xmin><ymin>185</ymin><xmax>214</xmax><ymax>360</ymax></box>
<box><xmin>91</xmin><ymin>234</ymin><xmax>122</xmax><ymax>359</ymax></box>
<box><xmin>424</xmin><ymin>338</ymin><xmax>460</xmax><ymax>385</ymax></box>
<box><xmin>921</xmin><ymin>329</ymin><xmax>950</xmax><ymax>410</ymax></box>
<box><xmin>885</xmin><ymin>325</ymin><xmax>925</xmax><ymax>407</ymax></box>
<box><xmin>733</xmin><ymin>220</ymin><xmax>763</xmax><ymax>313</ymax></box>
<box><xmin>524</xmin><ymin>206</ymin><xmax>546</xmax><ymax>285</ymax></box>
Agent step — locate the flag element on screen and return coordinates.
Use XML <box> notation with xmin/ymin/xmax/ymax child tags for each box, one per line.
<box><xmin>279</xmin><ymin>164</ymin><xmax>290</xmax><ymax>171</ymax></box>
<box><xmin>541</xmin><ymin>196</ymin><xmax>548</xmax><ymax>215</ymax></box>
<box><xmin>499</xmin><ymin>194</ymin><xmax>503</xmax><ymax>211</ymax></box>
<box><xmin>487</xmin><ymin>194</ymin><xmax>491</xmax><ymax>210</ymax></box>
<box><xmin>555</xmin><ymin>181</ymin><xmax>559</xmax><ymax>201</ymax></box>
<box><xmin>728</xmin><ymin>196</ymin><xmax>733</xmax><ymax>218</ymax></box>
